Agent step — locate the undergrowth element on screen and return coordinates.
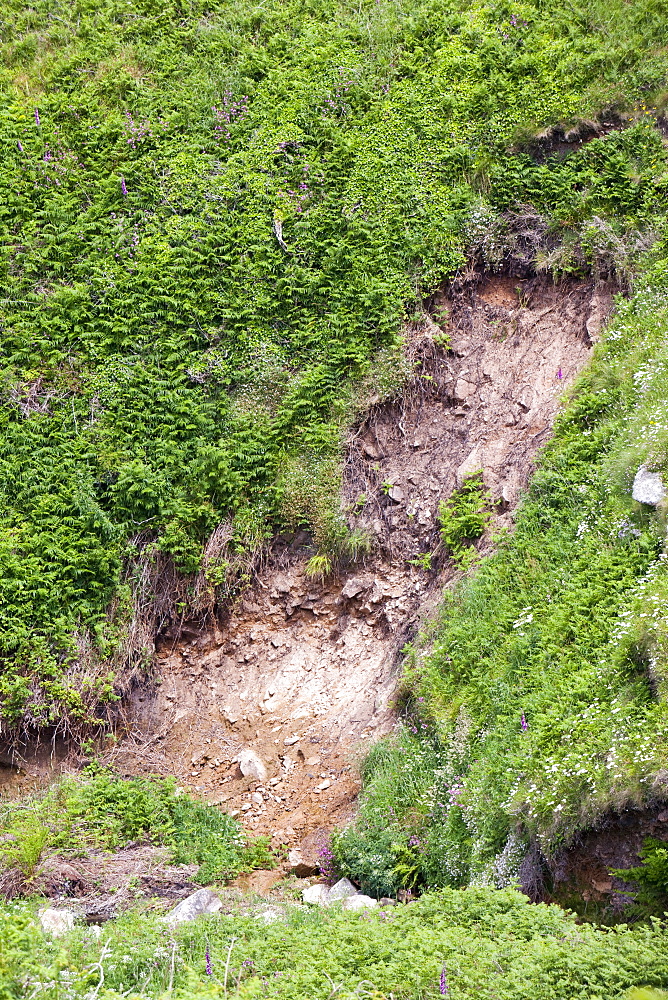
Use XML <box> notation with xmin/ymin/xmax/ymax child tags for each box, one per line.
<box><xmin>334</xmin><ymin>267</ymin><xmax>668</xmax><ymax>900</ymax></box>
<box><xmin>2</xmin><ymin>0</ymin><xmax>668</xmax><ymax>728</ymax></box>
<box><xmin>0</xmin><ymin>771</ymin><xmax>272</xmax><ymax>894</ymax></box>
<box><xmin>2</xmin><ymin>888</ymin><xmax>668</xmax><ymax>998</ymax></box>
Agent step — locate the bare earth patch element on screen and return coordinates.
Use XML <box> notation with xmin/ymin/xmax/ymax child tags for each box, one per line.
<box><xmin>119</xmin><ymin>274</ymin><xmax>608</xmax><ymax>856</ymax></box>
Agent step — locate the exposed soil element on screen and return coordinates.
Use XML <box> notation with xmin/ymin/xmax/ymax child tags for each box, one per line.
<box><xmin>548</xmin><ymin>802</ymin><xmax>668</xmax><ymax>917</ymax></box>
<box><xmin>113</xmin><ymin>273</ymin><xmax>608</xmax><ymax>857</ymax></box>
<box><xmin>3</xmin><ymin>273</ymin><xmax>628</xmax><ymax>900</ymax></box>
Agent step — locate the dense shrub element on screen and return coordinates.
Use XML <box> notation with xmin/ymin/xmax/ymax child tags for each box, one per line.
<box><xmin>2</xmin><ymin>888</ymin><xmax>668</xmax><ymax>998</ymax></box>
<box><xmin>0</xmin><ymin>771</ymin><xmax>273</xmax><ymax>890</ymax></box>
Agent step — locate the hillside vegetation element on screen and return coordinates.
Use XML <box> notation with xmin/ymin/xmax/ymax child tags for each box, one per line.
<box><xmin>335</xmin><ymin>273</ymin><xmax>668</xmax><ymax>902</ymax></box>
<box><xmin>2</xmin><ymin>0</ymin><xmax>668</xmax><ymax>731</ymax></box>
<box><xmin>3</xmin><ymin>887</ymin><xmax>668</xmax><ymax>998</ymax></box>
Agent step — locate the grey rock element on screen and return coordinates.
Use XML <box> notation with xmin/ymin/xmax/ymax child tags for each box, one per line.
<box><xmin>342</xmin><ymin>894</ymin><xmax>378</xmax><ymax>911</ymax></box>
<box><xmin>388</xmin><ymin>485</ymin><xmax>405</xmax><ymax>503</ymax></box>
<box><xmin>238</xmin><ymin>749</ymin><xmax>268</xmax><ymax>782</ymax></box>
<box><xmin>39</xmin><ymin>908</ymin><xmax>76</xmax><ymax>937</ymax></box>
<box><xmin>632</xmin><ymin>465</ymin><xmax>666</xmax><ymax>506</ymax></box>
<box><xmin>327</xmin><ymin>877</ymin><xmax>358</xmax><ymax>902</ymax></box>
<box><xmin>379</xmin><ymin>897</ymin><xmax>398</xmax><ymax>906</ymax></box>
<box><xmin>161</xmin><ymin>888</ymin><xmax>223</xmax><ymax>927</ymax></box>
<box><xmin>302</xmin><ymin>883</ymin><xmax>330</xmax><ymax>905</ymax></box>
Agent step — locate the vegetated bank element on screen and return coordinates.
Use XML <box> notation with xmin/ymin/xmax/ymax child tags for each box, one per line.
<box><xmin>2</xmin><ymin>0</ymin><xmax>668</xmax><ymax>994</ymax></box>
<box><xmin>1</xmin><ymin>0</ymin><xmax>667</xmax><ymax>737</ymax></box>
<box><xmin>335</xmin><ymin>262</ymin><xmax>668</xmax><ymax>917</ymax></box>
<box><xmin>4</xmin><ymin>888</ymin><xmax>668</xmax><ymax>999</ymax></box>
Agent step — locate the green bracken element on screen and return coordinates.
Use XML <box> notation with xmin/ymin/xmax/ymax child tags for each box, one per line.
<box><xmin>1</xmin><ymin>0</ymin><xmax>668</xmax><ymax>730</ymax></box>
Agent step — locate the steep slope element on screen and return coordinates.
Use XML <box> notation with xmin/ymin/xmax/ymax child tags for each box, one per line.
<box><xmin>119</xmin><ymin>274</ymin><xmax>606</xmax><ymax>847</ymax></box>
<box><xmin>0</xmin><ymin>0</ymin><xmax>666</xmax><ymax>736</ymax></box>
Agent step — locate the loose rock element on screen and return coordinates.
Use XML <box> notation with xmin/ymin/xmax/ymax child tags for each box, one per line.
<box><xmin>161</xmin><ymin>888</ymin><xmax>223</xmax><ymax>927</ymax></box>
<box><xmin>288</xmin><ymin>848</ymin><xmax>318</xmax><ymax>878</ymax></box>
<box><xmin>342</xmin><ymin>894</ymin><xmax>378</xmax><ymax>911</ymax></box>
<box><xmin>39</xmin><ymin>908</ymin><xmax>76</xmax><ymax>937</ymax></box>
<box><xmin>632</xmin><ymin>465</ymin><xmax>666</xmax><ymax>506</ymax></box>
<box><xmin>238</xmin><ymin>749</ymin><xmax>268</xmax><ymax>782</ymax></box>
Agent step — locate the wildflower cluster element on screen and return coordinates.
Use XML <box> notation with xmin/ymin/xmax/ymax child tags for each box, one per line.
<box><xmin>213</xmin><ymin>91</ymin><xmax>249</xmax><ymax>141</ymax></box>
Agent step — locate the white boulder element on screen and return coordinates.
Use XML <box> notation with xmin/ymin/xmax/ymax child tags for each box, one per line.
<box><xmin>342</xmin><ymin>894</ymin><xmax>378</xmax><ymax>911</ymax></box>
<box><xmin>161</xmin><ymin>888</ymin><xmax>223</xmax><ymax>927</ymax></box>
<box><xmin>238</xmin><ymin>749</ymin><xmax>268</xmax><ymax>782</ymax></box>
<box><xmin>39</xmin><ymin>908</ymin><xmax>76</xmax><ymax>937</ymax></box>
<box><xmin>632</xmin><ymin>465</ymin><xmax>666</xmax><ymax>506</ymax></box>
<box><xmin>302</xmin><ymin>883</ymin><xmax>331</xmax><ymax>905</ymax></box>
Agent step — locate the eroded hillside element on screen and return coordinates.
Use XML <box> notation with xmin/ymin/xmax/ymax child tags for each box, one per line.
<box><xmin>115</xmin><ymin>275</ymin><xmax>608</xmax><ymax>848</ymax></box>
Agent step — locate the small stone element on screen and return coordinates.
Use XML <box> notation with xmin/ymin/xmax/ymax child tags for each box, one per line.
<box><xmin>161</xmin><ymin>889</ymin><xmax>223</xmax><ymax>927</ymax></box>
<box><xmin>306</xmin><ymin>756</ymin><xmax>321</xmax><ymax>767</ymax></box>
<box><xmin>238</xmin><ymin>749</ymin><xmax>268</xmax><ymax>782</ymax></box>
<box><xmin>342</xmin><ymin>894</ymin><xmax>378</xmax><ymax>911</ymax></box>
<box><xmin>39</xmin><ymin>908</ymin><xmax>76</xmax><ymax>938</ymax></box>
<box><xmin>632</xmin><ymin>465</ymin><xmax>666</xmax><ymax>506</ymax></box>
<box><xmin>241</xmin><ymin>802</ymin><xmax>252</xmax><ymax>811</ymax></box>
<box><xmin>251</xmin><ymin>792</ymin><xmax>263</xmax><ymax>805</ymax></box>
<box><xmin>302</xmin><ymin>883</ymin><xmax>330</xmax><ymax>905</ymax></box>
<box><xmin>284</xmin><ymin>735</ymin><xmax>300</xmax><ymax>746</ymax></box>
<box><xmin>388</xmin><ymin>485</ymin><xmax>404</xmax><ymax>503</ymax></box>
<box><xmin>379</xmin><ymin>897</ymin><xmax>398</xmax><ymax>907</ymax></box>
<box><xmin>327</xmin><ymin>877</ymin><xmax>358</xmax><ymax>902</ymax></box>
<box><xmin>315</xmin><ymin>779</ymin><xmax>331</xmax><ymax>791</ymax></box>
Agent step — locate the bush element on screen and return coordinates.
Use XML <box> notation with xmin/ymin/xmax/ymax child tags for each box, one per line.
<box><xmin>0</xmin><ymin>772</ymin><xmax>273</xmax><ymax>894</ymax></box>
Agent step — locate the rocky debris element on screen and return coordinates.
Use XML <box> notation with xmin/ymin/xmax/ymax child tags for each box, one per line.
<box><xmin>342</xmin><ymin>894</ymin><xmax>378</xmax><ymax>911</ymax></box>
<box><xmin>238</xmin><ymin>749</ymin><xmax>268</xmax><ymax>782</ymax></box>
<box><xmin>302</xmin><ymin>883</ymin><xmax>331</xmax><ymax>905</ymax></box>
<box><xmin>379</xmin><ymin>897</ymin><xmax>398</xmax><ymax>906</ymax></box>
<box><xmin>39</xmin><ymin>907</ymin><xmax>76</xmax><ymax>937</ymax></box>
<box><xmin>287</xmin><ymin>848</ymin><xmax>318</xmax><ymax>878</ymax></box>
<box><xmin>632</xmin><ymin>465</ymin><xmax>666</xmax><ymax>506</ymax></box>
<box><xmin>161</xmin><ymin>888</ymin><xmax>223</xmax><ymax>927</ymax></box>
<box><xmin>127</xmin><ymin>273</ymin><xmax>600</xmax><ymax>846</ymax></box>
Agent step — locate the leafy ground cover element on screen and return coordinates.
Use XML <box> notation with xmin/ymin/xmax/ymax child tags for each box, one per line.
<box><xmin>2</xmin><ymin>888</ymin><xmax>668</xmax><ymax>998</ymax></box>
<box><xmin>334</xmin><ymin>265</ymin><xmax>668</xmax><ymax>899</ymax></box>
<box><xmin>0</xmin><ymin>771</ymin><xmax>273</xmax><ymax>894</ymax></box>
<box><xmin>2</xmin><ymin>0</ymin><xmax>668</xmax><ymax>729</ymax></box>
